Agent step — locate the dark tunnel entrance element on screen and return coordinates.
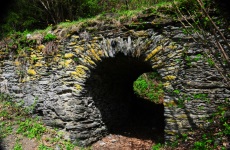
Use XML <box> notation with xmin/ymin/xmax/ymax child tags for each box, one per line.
<box><xmin>85</xmin><ymin>53</ymin><xmax>165</xmax><ymax>142</ymax></box>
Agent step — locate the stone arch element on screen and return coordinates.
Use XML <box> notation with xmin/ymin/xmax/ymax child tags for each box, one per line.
<box><xmin>57</xmin><ymin>30</ymin><xmax>184</xmax><ymax>145</ymax></box>
<box><xmin>84</xmin><ymin>53</ymin><xmax>164</xmax><ymax>142</ymax></box>
<box><xmin>1</xmin><ymin>14</ymin><xmax>229</xmax><ymax>148</ymax></box>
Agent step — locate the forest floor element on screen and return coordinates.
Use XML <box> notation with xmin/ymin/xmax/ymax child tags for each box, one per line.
<box><xmin>92</xmin><ymin>134</ymin><xmax>155</xmax><ymax>150</ymax></box>
<box><xmin>0</xmin><ymin>98</ymin><xmax>161</xmax><ymax>150</ymax></box>
<box><xmin>1</xmin><ymin>133</ymin><xmax>157</xmax><ymax>150</ymax></box>
<box><xmin>1</xmin><ymin>95</ymin><xmax>229</xmax><ymax>150</ymax></box>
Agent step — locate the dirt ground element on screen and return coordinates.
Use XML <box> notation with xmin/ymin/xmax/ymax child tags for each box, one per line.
<box><xmin>0</xmin><ymin>133</ymin><xmax>158</xmax><ymax>150</ymax></box>
<box><xmin>1</xmin><ymin>134</ymin><xmax>38</xmax><ymax>150</ymax></box>
<box><xmin>92</xmin><ymin>134</ymin><xmax>155</xmax><ymax>150</ymax></box>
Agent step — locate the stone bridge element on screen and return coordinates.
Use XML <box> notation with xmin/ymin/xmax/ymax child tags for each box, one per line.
<box><xmin>0</xmin><ymin>12</ymin><xmax>230</xmax><ymax>146</ymax></box>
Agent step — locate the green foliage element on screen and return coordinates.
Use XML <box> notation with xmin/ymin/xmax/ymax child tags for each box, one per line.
<box><xmin>0</xmin><ymin>93</ymin><xmax>86</xmax><ymax>150</ymax></box>
<box><xmin>181</xmin><ymin>133</ymin><xmax>188</xmax><ymax>142</ymax></box>
<box><xmin>193</xmin><ymin>93</ymin><xmax>208</xmax><ymax>101</ymax></box>
<box><xmin>16</xmin><ymin>119</ymin><xmax>46</xmax><ymax>139</ymax></box>
<box><xmin>44</xmin><ymin>33</ymin><xmax>57</xmax><ymax>42</ymax></box>
<box><xmin>185</xmin><ymin>56</ymin><xmax>192</xmax><ymax>66</ymax></box>
<box><xmin>13</xmin><ymin>141</ymin><xmax>23</xmax><ymax>150</ymax></box>
<box><xmin>0</xmin><ymin>121</ymin><xmax>13</xmax><ymax>139</ymax></box>
<box><xmin>216</xmin><ymin>106</ymin><xmax>230</xmax><ymax>136</ymax></box>
<box><xmin>152</xmin><ymin>143</ymin><xmax>163</xmax><ymax>150</ymax></box>
<box><xmin>193</xmin><ymin>141</ymin><xmax>207</xmax><ymax>150</ymax></box>
<box><xmin>65</xmin><ymin>142</ymin><xmax>75</xmax><ymax>150</ymax></box>
<box><xmin>207</xmin><ymin>58</ymin><xmax>215</xmax><ymax>67</ymax></box>
<box><xmin>38</xmin><ymin>144</ymin><xmax>53</xmax><ymax>150</ymax></box>
<box><xmin>173</xmin><ymin>89</ymin><xmax>180</xmax><ymax>94</ymax></box>
<box><xmin>188</xmin><ymin>104</ymin><xmax>230</xmax><ymax>150</ymax></box>
<box><xmin>133</xmin><ymin>72</ymin><xmax>164</xmax><ymax>103</ymax></box>
<box><xmin>0</xmin><ymin>0</ymin><xmax>178</xmax><ymax>36</ymax></box>
<box><xmin>194</xmin><ymin>54</ymin><xmax>202</xmax><ymax>61</ymax></box>
<box><xmin>80</xmin><ymin>0</ymin><xmax>100</xmax><ymax>17</ymax></box>
<box><xmin>192</xmin><ymin>134</ymin><xmax>214</xmax><ymax>150</ymax></box>
<box><xmin>0</xmin><ymin>0</ymin><xmax>40</xmax><ymax>36</ymax></box>
<box><xmin>223</xmin><ymin>122</ymin><xmax>230</xmax><ymax>135</ymax></box>
<box><xmin>177</xmin><ymin>98</ymin><xmax>185</xmax><ymax>108</ymax></box>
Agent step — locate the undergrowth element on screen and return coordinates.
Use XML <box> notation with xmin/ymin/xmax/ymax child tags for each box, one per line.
<box><xmin>0</xmin><ymin>93</ymin><xmax>89</xmax><ymax>150</ymax></box>
<box><xmin>151</xmin><ymin>101</ymin><xmax>230</xmax><ymax>150</ymax></box>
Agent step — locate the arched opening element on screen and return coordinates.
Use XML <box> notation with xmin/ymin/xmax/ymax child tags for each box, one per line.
<box><xmin>85</xmin><ymin>53</ymin><xmax>164</xmax><ymax>142</ymax></box>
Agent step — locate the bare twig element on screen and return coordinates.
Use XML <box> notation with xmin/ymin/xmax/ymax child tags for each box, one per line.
<box><xmin>173</xmin><ymin>0</ymin><xmax>230</xmax><ymax>85</ymax></box>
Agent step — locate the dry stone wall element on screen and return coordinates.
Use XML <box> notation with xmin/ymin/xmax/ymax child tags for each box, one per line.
<box><xmin>0</xmin><ymin>16</ymin><xmax>230</xmax><ymax>146</ymax></box>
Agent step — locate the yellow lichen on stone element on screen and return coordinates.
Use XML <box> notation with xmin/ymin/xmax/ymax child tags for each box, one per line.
<box><xmin>53</xmin><ymin>56</ymin><xmax>60</xmax><ymax>62</ymax></box>
<box><xmin>80</xmin><ymin>55</ymin><xmax>96</xmax><ymax>66</ymax></box>
<box><xmin>69</xmin><ymin>42</ymin><xmax>76</xmax><ymax>46</ymax></box>
<box><xmin>76</xmin><ymin>67</ymin><xmax>86</xmax><ymax>77</ymax></box>
<box><xmin>167</xmin><ymin>53</ymin><xmax>174</xmax><ymax>58</ymax></box>
<box><xmin>31</xmin><ymin>54</ymin><xmax>37</xmax><ymax>58</ymax></box>
<box><xmin>151</xmin><ymin>56</ymin><xmax>159</xmax><ymax>61</ymax></box>
<box><xmin>93</xmin><ymin>43</ymin><xmax>101</xmax><ymax>49</ymax></box>
<box><xmin>167</xmin><ymin>45</ymin><xmax>177</xmax><ymax>49</ymax></box>
<box><xmin>34</xmin><ymin>62</ymin><xmax>43</xmax><ymax>67</ymax></box>
<box><xmin>71</xmin><ymin>66</ymin><xmax>87</xmax><ymax>79</ymax></box>
<box><xmin>164</xmin><ymin>100</ymin><xmax>177</xmax><ymax>107</ymax></box>
<box><xmin>165</xmin><ymin>130</ymin><xmax>177</xmax><ymax>135</ymax></box>
<box><xmin>92</xmin><ymin>37</ymin><xmax>102</xmax><ymax>40</ymax></box>
<box><xmin>72</xmin><ymin>35</ymin><xmax>80</xmax><ymax>39</ymax></box>
<box><xmin>90</xmin><ymin>49</ymin><xmax>101</xmax><ymax>61</ymax></box>
<box><xmin>59</xmin><ymin>61</ymin><xmax>64</xmax><ymax>66</ymax></box>
<box><xmin>129</xmin><ymin>30</ymin><xmax>148</xmax><ymax>37</ymax></box>
<box><xmin>74</xmin><ymin>46</ymin><xmax>84</xmax><ymax>54</ymax></box>
<box><xmin>152</xmin><ymin>62</ymin><xmax>164</xmax><ymax>69</ymax></box>
<box><xmin>14</xmin><ymin>60</ymin><xmax>21</xmax><ymax>66</ymax></box>
<box><xmin>76</xmin><ymin>65</ymin><xmax>89</xmax><ymax>71</ymax></box>
<box><xmin>71</xmin><ymin>76</ymin><xmax>81</xmax><ymax>81</ymax></box>
<box><xmin>163</xmin><ymin>75</ymin><xmax>176</xmax><ymax>80</ymax></box>
<box><xmin>37</xmin><ymin>45</ymin><xmax>45</xmax><ymax>51</ymax></box>
<box><xmin>90</xmin><ymin>43</ymin><xmax>95</xmax><ymax>49</ymax></box>
<box><xmin>177</xmin><ymin>114</ymin><xmax>188</xmax><ymax>119</ymax></box>
<box><xmin>160</xmin><ymin>38</ymin><xmax>168</xmax><ymax>44</ymax></box>
<box><xmin>163</xmin><ymin>82</ymin><xmax>171</xmax><ymax>87</ymax></box>
<box><xmin>70</xmin><ymin>71</ymin><xmax>77</xmax><ymax>75</ymax></box>
<box><xmin>98</xmin><ymin>50</ymin><xmax>104</xmax><ymax>57</ymax></box>
<box><xmin>21</xmin><ymin>76</ymin><xmax>30</xmax><ymax>83</ymax></box>
<box><xmin>87</xmin><ymin>44</ymin><xmax>92</xmax><ymax>49</ymax></box>
<box><xmin>74</xmin><ymin>84</ymin><xmax>82</xmax><ymax>90</ymax></box>
<box><xmin>59</xmin><ymin>59</ymin><xmax>72</xmax><ymax>67</ymax></box>
<box><xmin>145</xmin><ymin>45</ymin><xmax>163</xmax><ymax>61</ymax></box>
<box><xmin>30</xmin><ymin>54</ymin><xmax>38</xmax><ymax>61</ymax></box>
<box><xmin>81</xmin><ymin>39</ymin><xmax>86</xmax><ymax>42</ymax></box>
<box><xmin>65</xmin><ymin>59</ymin><xmax>72</xmax><ymax>66</ymax></box>
<box><xmin>64</xmin><ymin>53</ymin><xmax>74</xmax><ymax>58</ymax></box>
<box><xmin>27</xmin><ymin>69</ymin><xmax>36</xmax><ymax>76</ymax></box>
<box><xmin>152</xmin><ymin>65</ymin><xmax>159</xmax><ymax>69</ymax></box>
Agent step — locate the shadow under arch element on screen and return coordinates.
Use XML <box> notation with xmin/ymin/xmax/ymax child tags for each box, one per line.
<box><xmin>84</xmin><ymin>53</ymin><xmax>165</xmax><ymax>143</ymax></box>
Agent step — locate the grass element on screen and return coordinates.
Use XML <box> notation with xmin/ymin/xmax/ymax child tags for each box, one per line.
<box><xmin>9</xmin><ymin>0</ymin><xmax>190</xmax><ymax>39</ymax></box>
<box><xmin>0</xmin><ymin>93</ymin><xmax>90</xmax><ymax>150</ymax></box>
<box><xmin>133</xmin><ymin>72</ymin><xmax>164</xmax><ymax>103</ymax></box>
<box><xmin>0</xmin><ymin>0</ymin><xmax>198</xmax><ymax>62</ymax></box>
<box><xmin>13</xmin><ymin>141</ymin><xmax>23</xmax><ymax>150</ymax></box>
